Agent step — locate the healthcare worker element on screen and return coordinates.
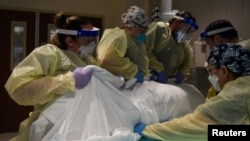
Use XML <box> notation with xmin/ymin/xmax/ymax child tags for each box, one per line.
<box><xmin>206</xmin><ymin>44</ymin><xmax>230</xmax><ymax>98</ymax></box>
<box><xmin>96</xmin><ymin>5</ymin><xmax>167</xmax><ymax>83</ymax></box>
<box><xmin>146</xmin><ymin>11</ymin><xmax>199</xmax><ymax>84</ymax></box>
<box><xmin>4</xmin><ymin>11</ymin><xmax>100</xmax><ymax>141</ymax></box>
<box><xmin>200</xmin><ymin>19</ymin><xmax>240</xmax><ymax>99</ymax></box>
<box><xmin>134</xmin><ymin>43</ymin><xmax>250</xmax><ymax>141</ymax></box>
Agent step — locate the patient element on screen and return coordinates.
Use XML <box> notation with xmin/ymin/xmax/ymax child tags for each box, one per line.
<box><xmin>38</xmin><ymin>64</ymin><xmax>205</xmax><ymax>141</ymax></box>
<box><xmin>134</xmin><ymin>43</ymin><xmax>250</xmax><ymax>141</ymax></box>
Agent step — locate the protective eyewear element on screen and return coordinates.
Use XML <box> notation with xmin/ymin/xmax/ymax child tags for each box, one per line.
<box><xmin>56</xmin><ymin>27</ymin><xmax>100</xmax><ymax>37</ymax></box>
<box><xmin>200</xmin><ymin>27</ymin><xmax>234</xmax><ymax>40</ymax></box>
<box><xmin>175</xmin><ymin>17</ymin><xmax>199</xmax><ymax>43</ymax></box>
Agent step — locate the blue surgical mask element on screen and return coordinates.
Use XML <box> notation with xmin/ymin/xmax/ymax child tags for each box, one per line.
<box><xmin>135</xmin><ymin>33</ymin><xmax>146</xmax><ymax>42</ymax></box>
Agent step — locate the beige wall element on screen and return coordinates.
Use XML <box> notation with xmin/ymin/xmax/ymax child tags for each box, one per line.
<box><xmin>1</xmin><ymin>0</ymin><xmax>249</xmax><ymax>39</ymax></box>
<box><xmin>0</xmin><ymin>0</ymin><xmax>149</xmax><ymax>29</ymax></box>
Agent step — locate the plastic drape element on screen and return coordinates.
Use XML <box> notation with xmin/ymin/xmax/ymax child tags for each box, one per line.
<box><xmin>30</xmin><ymin>65</ymin><xmax>205</xmax><ymax>141</ymax></box>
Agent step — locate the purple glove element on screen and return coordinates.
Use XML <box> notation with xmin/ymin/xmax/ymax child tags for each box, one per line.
<box><xmin>174</xmin><ymin>72</ymin><xmax>184</xmax><ymax>84</ymax></box>
<box><xmin>134</xmin><ymin>123</ymin><xmax>146</xmax><ymax>136</ymax></box>
<box><xmin>156</xmin><ymin>71</ymin><xmax>168</xmax><ymax>83</ymax></box>
<box><xmin>73</xmin><ymin>67</ymin><xmax>92</xmax><ymax>88</ymax></box>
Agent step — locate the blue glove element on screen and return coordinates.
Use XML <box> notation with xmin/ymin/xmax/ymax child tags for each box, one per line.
<box><xmin>174</xmin><ymin>72</ymin><xmax>184</xmax><ymax>84</ymax></box>
<box><xmin>134</xmin><ymin>123</ymin><xmax>146</xmax><ymax>136</ymax></box>
<box><xmin>73</xmin><ymin>67</ymin><xmax>92</xmax><ymax>88</ymax></box>
<box><xmin>135</xmin><ymin>69</ymin><xmax>144</xmax><ymax>83</ymax></box>
<box><xmin>156</xmin><ymin>71</ymin><xmax>168</xmax><ymax>83</ymax></box>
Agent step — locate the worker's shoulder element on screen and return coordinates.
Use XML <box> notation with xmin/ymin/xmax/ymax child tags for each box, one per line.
<box><xmin>149</xmin><ymin>21</ymin><xmax>169</xmax><ymax>28</ymax></box>
<box><xmin>103</xmin><ymin>27</ymin><xmax>122</xmax><ymax>33</ymax></box>
<box><xmin>33</xmin><ymin>44</ymin><xmax>61</xmax><ymax>55</ymax></box>
<box><xmin>101</xmin><ymin>27</ymin><xmax>124</xmax><ymax>37</ymax></box>
<box><xmin>147</xmin><ymin>21</ymin><xmax>170</xmax><ymax>35</ymax></box>
<box><xmin>35</xmin><ymin>43</ymin><xmax>57</xmax><ymax>50</ymax></box>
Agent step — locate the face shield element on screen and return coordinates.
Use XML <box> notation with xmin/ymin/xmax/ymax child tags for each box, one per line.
<box><xmin>175</xmin><ymin>16</ymin><xmax>199</xmax><ymax>43</ymax></box>
<box><xmin>200</xmin><ymin>27</ymin><xmax>234</xmax><ymax>40</ymax></box>
<box><xmin>57</xmin><ymin>27</ymin><xmax>100</xmax><ymax>56</ymax></box>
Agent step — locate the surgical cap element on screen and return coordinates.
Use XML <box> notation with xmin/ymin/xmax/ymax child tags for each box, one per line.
<box><xmin>221</xmin><ymin>44</ymin><xmax>250</xmax><ymax>76</ymax></box>
<box><xmin>207</xmin><ymin>43</ymin><xmax>231</xmax><ymax>69</ymax></box>
<box><xmin>121</xmin><ymin>6</ymin><xmax>149</xmax><ymax>28</ymax></box>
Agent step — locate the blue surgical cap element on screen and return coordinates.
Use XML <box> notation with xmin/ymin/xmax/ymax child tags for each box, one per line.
<box><xmin>221</xmin><ymin>44</ymin><xmax>250</xmax><ymax>76</ymax></box>
<box><xmin>207</xmin><ymin>43</ymin><xmax>231</xmax><ymax>69</ymax></box>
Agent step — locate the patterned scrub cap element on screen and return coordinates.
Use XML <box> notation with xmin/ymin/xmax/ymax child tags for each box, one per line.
<box><xmin>207</xmin><ymin>43</ymin><xmax>231</xmax><ymax>69</ymax></box>
<box><xmin>221</xmin><ymin>44</ymin><xmax>250</xmax><ymax>76</ymax></box>
<box><xmin>121</xmin><ymin>6</ymin><xmax>149</xmax><ymax>28</ymax></box>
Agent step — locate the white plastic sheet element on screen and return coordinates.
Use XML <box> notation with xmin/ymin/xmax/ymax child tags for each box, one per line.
<box><xmin>53</xmin><ymin>76</ymin><xmax>141</xmax><ymax>141</ymax></box>
<box><xmin>30</xmin><ymin>66</ymin><xmax>205</xmax><ymax>141</ymax></box>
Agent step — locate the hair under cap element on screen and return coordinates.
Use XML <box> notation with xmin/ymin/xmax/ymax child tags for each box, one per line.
<box><xmin>221</xmin><ymin>44</ymin><xmax>250</xmax><ymax>76</ymax></box>
<box><xmin>121</xmin><ymin>6</ymin><xmax>149</xmax><ymax>28</ymax></box>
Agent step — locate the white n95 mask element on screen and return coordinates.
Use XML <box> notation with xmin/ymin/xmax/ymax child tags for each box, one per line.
<box><xmin>208</xmin><ymin>75</ymin><xmax>221</xmax><ymax>92</ymax></box>
<box><xmin>79</xmin><ymin>41</ymin><xmax>96</xmax><ymax>57</ymax></box>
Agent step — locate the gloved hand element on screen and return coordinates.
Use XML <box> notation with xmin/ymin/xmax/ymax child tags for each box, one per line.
<box><xmin>135</xmin><ymin>69</ymin><xmax>144</xmax><ymax>83</ymax></box>
<box><xmin>174</xmin><ymin>72</ymin><xmax>184</xmax><ymax>84</ymax></box>
<box><xmin>73</xmin><ymin>67</ymin><xmax>93</xmax><ymax>88</ymax></box>
<box><xmin>117</xmin><ymin>75</ymin><xmax>126</xmax><ymax>90</ymax></box>
<box><xmin>149</xmin><ymin>71</ymin><xmax>156</xmax><ymax>80</ymax></box>
<box><xmin>156</xmin><ymin>71</ymin><xmax>168</xmax><ymax>83</ymax></box>
<box><xmin>134</xmin><ymin>123</ymin><xmax>146</xmax><ymax>136</ymax></box>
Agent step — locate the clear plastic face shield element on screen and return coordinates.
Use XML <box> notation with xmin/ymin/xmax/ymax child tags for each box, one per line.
<box><xmin>175</xmin><ymin>16</ymin><xmax>199</xmax><ymax>43</ymax></box>
<box><xmin>200</xmin><ymin>27</ymin><xmax>234</xmax><ymax>40</ymax></box>
<box><xmin>57</xmin><ymin>27</ymin><xmax>100</xmax><ymax>56</ymax></box>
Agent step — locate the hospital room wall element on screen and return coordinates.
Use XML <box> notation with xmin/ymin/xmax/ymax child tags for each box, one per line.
<box><xmin>0</xmin><ymin>0</ymin><xmax>148</xmax><ymax>29</ymax></box>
